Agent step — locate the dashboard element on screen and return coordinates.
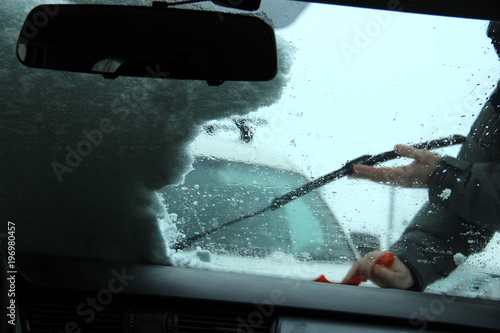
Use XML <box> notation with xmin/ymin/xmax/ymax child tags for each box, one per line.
<box><xmin>11</xmin><ymin>254</ymin><xmax>500</xmax><ymax>333</ymax></box>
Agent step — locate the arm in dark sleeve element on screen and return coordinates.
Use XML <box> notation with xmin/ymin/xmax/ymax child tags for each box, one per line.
<box><xmin>428</xmin><ymin>155</ymin><xmax>500</xmax><ymax>231</ymax></box>
<box><xmin>391</xmin><ymin>85</ymin><xmax>500</xmax><ymax>291</ymax></box>
<box><xmin>390</xmin><ymin>157</ymin><xmax>498</xmax><ymax>291</ymax></box>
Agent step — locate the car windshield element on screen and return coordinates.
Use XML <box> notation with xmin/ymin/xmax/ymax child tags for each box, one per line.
<box><xmin>160</xmin><ymin>158</ymin><xmax>355</xmax><ymax>261</ymax></box>
<box><xmin>2</xmin><ymin>0</ymin><xmax>500</xmax><ymax>302</ymax></box>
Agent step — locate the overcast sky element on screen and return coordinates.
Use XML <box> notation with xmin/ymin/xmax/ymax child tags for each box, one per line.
<box><xmin>238</xmin><ymin>3</ymin><xmax>500</xmax><ymax>247</ymax></box>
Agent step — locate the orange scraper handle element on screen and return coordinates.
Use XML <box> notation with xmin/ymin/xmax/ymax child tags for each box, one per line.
<box><xmin>315</xmin><ymin>252</ymin><xmax>396</xmax><ymax>286</ymax></box>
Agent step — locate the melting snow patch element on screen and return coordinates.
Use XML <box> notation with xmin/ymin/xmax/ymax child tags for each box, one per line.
<box><xmin>481</xmin><ymin>282</ymin><xmax>500</xmax><ymax>300</ymax></box>
<box><xmin>195</xmin><ymin>247</ymin><xmax>212</xmax><ymax>263</ymax></box>
<box><xmin>453</xmin><ymin>253</ymin><xmax>467</xmax><ymax>266</ymax></box>
<box><xmin>438</xmin><ymin>188</ymin><xmax>452</xmax><ymax>200</ymax></box>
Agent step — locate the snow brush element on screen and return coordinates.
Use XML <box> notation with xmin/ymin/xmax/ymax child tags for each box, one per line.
<box><xmin>315</xmin><ymin>252</ymin><xmax>395</xmax><ymax>285</ymax></box>
<box><xmin>172</xmin><ymin>134</ymin><xmax>466</xmax><ymax>250</ymax></box>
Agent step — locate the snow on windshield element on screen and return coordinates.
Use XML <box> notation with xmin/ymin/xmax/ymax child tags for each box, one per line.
<box><xmin>1</xmin><ymin>0</ymin><xmax>292</xmax><ymax>264</ymax></box>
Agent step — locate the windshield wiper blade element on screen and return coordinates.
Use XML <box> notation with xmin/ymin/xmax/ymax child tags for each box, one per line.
<box><xmin>172</xmin><ymin>206</ymin><xmax>272</xmax><ymax>250</ymax></box>
<box><xmin>269</xmin><ymin>134</ymin><xmax>466</xmax><ymax>210</ymax></box>
<box><xmin>172</xmin><ymin>134</ymin><xmax>466</xmax><ymax>250</ymax></box>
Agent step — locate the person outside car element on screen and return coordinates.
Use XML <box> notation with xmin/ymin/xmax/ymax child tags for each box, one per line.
<box><xmin>343</xmin><ymin>21</ymin><xmax>500</xmax><ymax>291</ymax></box>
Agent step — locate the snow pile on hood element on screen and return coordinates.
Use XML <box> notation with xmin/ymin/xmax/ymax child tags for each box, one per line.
<box><xmin>0</xmin><ymin>0</ymin><xmax>293</xmax><ymax>264</ymax></box>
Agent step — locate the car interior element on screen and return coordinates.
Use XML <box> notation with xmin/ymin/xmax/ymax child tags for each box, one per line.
<box><xmin>2</xmin><ymin>0</ymin><xmax>500</xmax><ymax>332</ymax></box>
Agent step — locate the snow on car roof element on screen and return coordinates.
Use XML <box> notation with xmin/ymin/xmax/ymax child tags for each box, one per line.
<box><xmin>190</xmin><ymin>134</ymin><xmax>301</xmax><ymax>174</ymax></box>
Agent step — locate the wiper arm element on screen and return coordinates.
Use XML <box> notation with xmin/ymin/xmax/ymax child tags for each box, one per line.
<box><xmin>172</xmin><ymin>134</ymin><xmax>466</xmax><ymax>250</ymax></box>
<box><xmin>269</xmin><ymin>134</ymin><xmax>466</xmax><ymax>210</ymax></box>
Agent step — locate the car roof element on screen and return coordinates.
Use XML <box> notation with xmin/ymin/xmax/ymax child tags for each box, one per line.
<box><xmin>191</xmin><ymin>134</ymin><xmax>302</xmax><ymax>174</ymax></box>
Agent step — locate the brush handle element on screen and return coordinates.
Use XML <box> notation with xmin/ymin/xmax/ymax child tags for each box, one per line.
<box><xmin>315</xmin><ymin>252</ymin><xmax>396</xmax><ymax>286</ymax></box>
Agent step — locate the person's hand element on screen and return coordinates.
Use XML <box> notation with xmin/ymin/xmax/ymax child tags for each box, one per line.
<box><xmin>342</xmin><ymin>250</ymin><xmax>414</xmax><ymax>289</ymax></box>
<box><xmin>350</xmin><ymin>144</ymin><xmax>442</xmax><ymax>188</ymax></box>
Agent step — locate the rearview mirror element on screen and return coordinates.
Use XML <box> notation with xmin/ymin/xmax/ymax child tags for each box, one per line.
<box><xmin>16</xmin><ymin>4</ymin><xmax>277</xmax><ymax>85</ymax></box>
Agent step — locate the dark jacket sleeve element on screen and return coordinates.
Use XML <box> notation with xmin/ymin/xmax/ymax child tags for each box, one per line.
<box><xmin>390</xmin><ymin>197</ymin><xmax>496</xmax><ymax>291</ymax></box>
<box><xmin>390</xmin><ymin>90</ymin><xmax>500</xmax><ymax>291</ymax></box>
<box><xmin>429</xmin><ymin>156</ymin><xmax>500</xmax><ymax>231</ymax></box>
